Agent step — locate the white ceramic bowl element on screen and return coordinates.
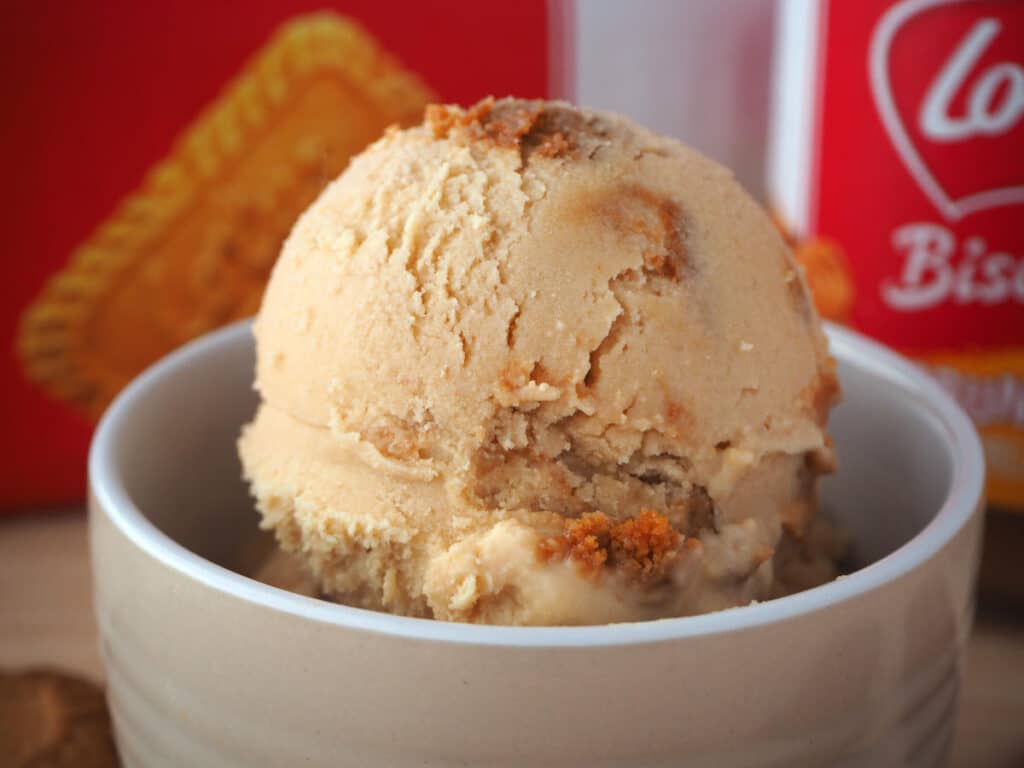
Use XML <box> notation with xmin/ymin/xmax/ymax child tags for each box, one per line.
<box><xmin>89</xmin><ymin>321</ymin><xmax>984</xmax><ymax>767</ymax></box>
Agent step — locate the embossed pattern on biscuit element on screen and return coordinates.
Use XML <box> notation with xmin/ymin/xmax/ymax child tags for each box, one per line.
<box><xmin>17</xmin><ymin>13</ymin><xmax>433</xmax><ymax>416</ymax></box>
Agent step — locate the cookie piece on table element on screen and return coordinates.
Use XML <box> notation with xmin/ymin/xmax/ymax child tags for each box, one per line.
<box><xmin>0</xmin><ymin>669</ymin><xmax>118</xmax><ymax>767</ymax></box>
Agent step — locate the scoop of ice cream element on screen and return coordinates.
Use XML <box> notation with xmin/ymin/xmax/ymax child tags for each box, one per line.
<box><xmin>239</xmin><ymin>97</ymin><xmax>840</xmax><ymax>625</ymax></box>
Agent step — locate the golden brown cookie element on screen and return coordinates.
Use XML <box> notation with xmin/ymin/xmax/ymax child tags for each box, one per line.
<box><xmin>18</xmin><ymin>12</ymin><xmax>432</xmax><ymax>417</ymax></box>
<box><xmin>0</xmin><ymin>669</ymin><xmax>118</xmax><ymax>767</ymax></box>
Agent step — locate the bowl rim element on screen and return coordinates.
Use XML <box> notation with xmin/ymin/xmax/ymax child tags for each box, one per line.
<box><xmin>90</xmin><ymin>320</ymin><xmax>984</xmax><ymax>647</ymax></box>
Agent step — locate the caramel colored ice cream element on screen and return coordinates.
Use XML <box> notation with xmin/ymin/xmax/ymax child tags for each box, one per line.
<box><xmin>239</xmin><ymin>98</ymin><xmax>842</xmax><ymax>625</ymax></box>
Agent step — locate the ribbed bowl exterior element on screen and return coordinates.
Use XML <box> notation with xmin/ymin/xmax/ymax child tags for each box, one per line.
<box><xmin>88</xmin><ymin>321</ymin><xmax>984</xmax><ymax>767</ymax></box>
<box><xmin>90</xmin><ymin>496</ymin><xmax>980</xmax><ymax>768</ymax></box>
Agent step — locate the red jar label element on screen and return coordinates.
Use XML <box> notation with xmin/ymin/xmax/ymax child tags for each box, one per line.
<box><xmin>770</xmin><ymin>0</ymin><xmax>1024</xmax><ymax>507</ymax></box>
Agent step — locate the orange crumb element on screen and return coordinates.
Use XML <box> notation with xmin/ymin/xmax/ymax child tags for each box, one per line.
<box><xmin>539</xmin><ymin>509</ymin><xmax>682</xmax><ymax>584</ymax></box>
<box><xmin>538</xmin><ymin>513</ymin><xmax>609</xmax><ymax>573</ymax></box>
<box><xmin>531</xmin><ymin>130</ymin><xmax>571</xmax><ymax>158</ymax></box>
<box><xmin>477</xmin><ymin>101</ymin><xmax>543</xmax><ymax>148</ymax></box>
<box><xmin>463</xmin><ymin>96</ymin><xmax>495</xmax><ymax>124</ymax></box>
<box><xmin>610</xmin><ymin>510</ymin><xmax>681</xmax><ymax>580</ymax></box>
<box><xmin>425</xmin><ymin>98</ymin><xmax>496</xmax><ymax>138</ymax></box>
<box><xmin>424</xmin><ymin>98</ymin><xmax>581</xmax><ymax>162</ymax></box>
<box><xmin>424</xmin><ymin>104</ymin><xmax>457</xmax><ymax>139</ymax></box>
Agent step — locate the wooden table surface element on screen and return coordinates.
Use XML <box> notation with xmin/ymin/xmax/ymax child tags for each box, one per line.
<box><xmin>2</xmin><ymin>510</ymin><xmax>1023</xmax><ymax>766</ymax></box>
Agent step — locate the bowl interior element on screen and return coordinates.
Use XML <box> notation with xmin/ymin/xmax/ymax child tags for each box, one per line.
<box><xmin>104</xmin><ymin>322</ymin><xmax>954</xmax><ymax>588</ymax></box>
